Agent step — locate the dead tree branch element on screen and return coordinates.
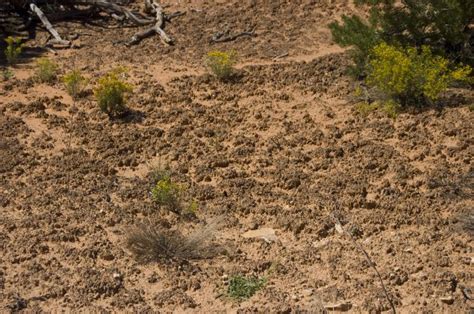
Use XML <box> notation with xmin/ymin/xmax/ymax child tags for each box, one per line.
<box><xmin>3</xmin><ymin>0</ymin><xmax>181</xmax><ymax>47</ymax></box>
<box><xmin>210</xmin><ymin>28</ymin><xmax>256</xmax><ymax>43</ymax></box>
<box><xmin>29</xmin><ymin>3</ymin><xmax>70</xmax><ymax>46</ymax></box>
<box><xmin>127</xmin><ymin>0</ymin><xmax>175</xmax><ymax>46</ymax></box>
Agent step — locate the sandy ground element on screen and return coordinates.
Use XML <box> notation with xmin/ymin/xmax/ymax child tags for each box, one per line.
<box><xmin>1</xmin><ymin>0</ymin><xmax>473</xmax><ymax>312</ymax></box>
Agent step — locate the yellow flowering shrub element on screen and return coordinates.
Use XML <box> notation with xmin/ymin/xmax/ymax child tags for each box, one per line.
<box><xmin>35</xmin><ymin>58</ymin><xmax>58</xmax><ymax>83</ymax></box>
<box><xmin>94</xmin><ymin>68</ymin><xmax>132</xmax><ymax>117</ymax></box>
<box><xmin>205</xmin><ymin>50</ymin><xmax>237</xmax><ymax>80</ymax></box>
<box><xmin>63</xmin><ymin>70</ymin><xmax>87</xmax><ymax>99</ymax></box>
<box><xmin>4</xmin><ymin>36</ymin><xmax>23</xmax><ymax>65</ymax></box>
<box><xmin>151</xmin><ymin>174</ymin><xmax>184</xmax><ymax>212</ymax></box>
<box><xmin>367</xmin><ymin>43</ymin><xmax>472</xmax><ymax>106</ymax></box>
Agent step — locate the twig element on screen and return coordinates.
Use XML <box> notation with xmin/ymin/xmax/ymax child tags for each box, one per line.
<box><xmin>273</xmin><ymin>52</ymin><xmax>289</xmax><ymax>60</ymax></box>
<box><xmin>329</xmin><ymin>211</ymin><xmax>396</xmax><ymax>314</ymax></box>
<box><xmin>210</xmin><ymin>28</ymin><xmax>256</xmax><ymax>43</ymax></box>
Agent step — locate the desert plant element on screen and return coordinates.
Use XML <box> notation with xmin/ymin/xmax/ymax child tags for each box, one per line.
<box><xmin>366</xmin><ymin>43</ymin><xmax>472</xmax><ymax>106</ymax></box>
<box><xmin>4</xmin><ymin>36</ymin><xmax>23</xmax><ymax>65</ymax></box>
<box><xmin>125</xmin><ymin>219</ymin><xmax>221</xmax><ymax>263</ymax></box>
<box><xmin>2</xmin><ymin>68</ymin><xmax>14</xmax><ymax>81</ymax></box>
<box><xmin>329</xmin><ymin>0</ymin><xmax>474</xmax><ymax>76</ymax></box>
<box><xmin>94</xmin><ymin>68</ymin><xmax>132</xmax><ymax>117</ymax></box>
<box><xmin>205</xmin><ymin>50</ymin><xmax>237</xmax><ymax>80</ymax></box>
<box><xmin>35</xmin><ymin>58</ymin><xmax>58</xmax><ymax>83</ymax></box>
<box><xmin>63</xmin><ymin>70</ymin><xmax>87</xmax><ymax>99</ymax></box>
<box><xmin>227</xmin><ymin>275</ymin><xmax>266</xmax><ymax>300</ymax></box>
<box><xmin>151</xmin><ymin>174</ymin><xmax>183</xmax><ymax>213</ymax></box>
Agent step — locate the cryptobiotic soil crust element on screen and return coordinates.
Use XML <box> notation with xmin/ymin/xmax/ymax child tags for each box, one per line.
<box><xmin>0</xmin><ymin>0</ymin><xmax>473</xmax><ymax>312</ymax></box>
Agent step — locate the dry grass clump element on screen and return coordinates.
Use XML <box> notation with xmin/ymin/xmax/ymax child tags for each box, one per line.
<box><xmin>125</xmin><ymin>219</ymin><xmax>222</xmax><ymax>263</ymax></box>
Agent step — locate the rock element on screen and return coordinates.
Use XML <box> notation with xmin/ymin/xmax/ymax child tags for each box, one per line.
<box><xmin>301</xmin><ymin>288</ymin><xmax>314</xmax><ymax>297</ymax></box>
<box><xmin>334</xmin><ymin>223</ymin><xmax>344</xmax><ymax>235</ymax></box>
<box><xmin>439</xmin><ymin>296</ymin><xmax>454</xmax><ymax>305</ymax></box>
<box><xmin>324</xmin><ymin>301</ymin><xmax>352</xmax><ymax>311</ymax></box>
<box><xmin>242</xmin><ymin>228</ymin><xmax>279</xmax><ymax>243</ymax></box>
<box><xmin>313</xmin><ymin>238</ymin><xmax>330</xmax><ymax>249</ymax></box>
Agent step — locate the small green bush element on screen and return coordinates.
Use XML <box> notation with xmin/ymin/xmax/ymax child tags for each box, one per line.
<box><xmin>205</xmin><ymin>50</ymin><xmax>237</xmax><ymax>80</ymax></box>
<box><xmin>367</xmin><ymin>43</ymin><xmax>472</xmax><ymax>106</ymax></box>
<box><xmin>35</xmin><ymin>58</ymin><xmax>58</xmax><ymax>83</ymax></box>
<box><xmin>2</xmin><ymin>68</ymin><xmax>14</xmax><ymax>81</ymax></box>
<box><xmin>227</xmin><ymin>275</ymin><xmax>266</xmax><ymax>300</ymax></box>
<box><xmin>355</xmin><ymin>101</ymin><xmax>379</xmax><ymax>116</ymax></box>
<box><xmin>151</xmin><ymin>174</ymin><xmax>183</xmax><ymax>212</ymax></box>
<box><xmin>63</xmin><ymin>70</ymin><xmax>87</xmax><ymax>99</ymax></box>
<box><xmin>4</xmin><ymin>36</ymin><xmax>23</xmax><ymax>65</ymax></box>
<box><xmin>94</xmin><ymin>69</ymin><xmax>132</xmax><ymax>117</ymax></box>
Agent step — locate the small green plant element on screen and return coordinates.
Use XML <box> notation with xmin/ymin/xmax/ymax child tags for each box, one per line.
<box><xmin>94</xmin><ymin>68</ymin><xmax>132</xmax><ymax>117</ymax></box>
<box><xmin>35</xmin><ymin>58</ymin><xmax>58</xmax><ymax>83</ymax></box>
<box><xmin>4</xmin><ymin>36</ymin><xmax>23</xmax><ymax>65</ymax></box>
<box><xmin>205</xmin><ymin>50</ymin><xmax>237</xmax><ymax>80</ymax></box>
<box><xmin>184</xmin><ymin>199</ymin><xmax>199</xmax><ymax>216</ymax></box>
<box><xmin>63</xmin><ymin>70</ymin><xmax>87</xmax><ymax>99</ymax></box>
<box><xmin>355</xmin><ymin>101</ymin><xmax>379</xmax><ymax>116</ymax></box>
<box><xmin>151</xmin><ymin>174</ymin><xmax>183</xmax><ymax>212</ymax></box>
<box><xmin>227</xmin><ymin>275</ymin><xmax>266</xmax><ymax>300</ymax></box>
<box><xmin>367</xmin><ymin>43</ymin><xmax>472</xmax><ymax>106</ymax></box>
<box><xmin>2</xmin><ymin>68</ymin><xmax>14</xmax><ymax>81</ymax></box>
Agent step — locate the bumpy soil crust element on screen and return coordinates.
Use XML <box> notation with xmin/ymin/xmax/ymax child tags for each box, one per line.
<box><xmin>1</xmin><ymin>1</ymin><xmax>473</xmax><ymax>312</ymax></box>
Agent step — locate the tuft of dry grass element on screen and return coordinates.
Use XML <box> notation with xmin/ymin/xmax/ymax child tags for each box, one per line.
<box><xmin>125</xmin><ymin>218</ymin><xmax>222</xmax><ymax>263</ymax></box>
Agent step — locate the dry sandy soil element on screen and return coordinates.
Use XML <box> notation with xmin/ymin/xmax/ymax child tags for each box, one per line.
<box><xmin>1</xmin><ymin>0</ymin><xmax>473</xmax><ymax>312</ymax></box>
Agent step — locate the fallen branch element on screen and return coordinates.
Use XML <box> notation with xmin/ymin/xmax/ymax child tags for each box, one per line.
<box><xmin>330</xmin><ymin>211</ymin><xmax>396</xmax><ymax>314</ymax></box>
<box><xmin>30</xmin><ymin>3</ymin><xmax>70</xmax><ymax>46</ymax></box>
<box><xmin>4</xmin><ymin>0</ymin><xmax>181</xmax><ymax>47</ymax></box>
<box><xmin>210</xmin><ymin>28</ymin><xmax>256</xmax><ymax>43</ymax></box>
<box><xmin>126</xmin><ymin>1</ymin><xmax>182</xmax><ymax>46</ymax></box>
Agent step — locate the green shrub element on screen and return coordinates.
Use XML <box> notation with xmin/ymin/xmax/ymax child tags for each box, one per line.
<box><xmin>63</xmin><ymin>70</ymin><xmax>87</xmax><ymax>99</ymax></box>
<box><xmin>367</xmin><ymin>43</ymin><xmax>472</xmax><ymax>106</ymax></box>
<box><xmin>94</xmin><ymin>69</ymin><xmax>132</xmax><ymax>117</ymax></box>
<box><xmin>355</xmin><ymin>101</ymin><xmax>379</xmax><ymax>116</ymax></box>
<box><xmin>227</xmin><ymin>275</ymin><xmax>266</xmax><ymax>300</ymax></box>
<box><xmin>4</xmin><ymin>36</ymin><xmax>23</xmax><ymax>65</ymax></box>
<box><xmin>2</xmin><ymin>68</ymin><xmax>14</xmax><ymax>81</ymax></box>
<box><xmin>205</xmin><ymin>50</ymin><xmax>237</xmax><ymax>80</ymax></box>
<box><xmin>35</xmin><ymin>58</ymin><xmax>58</xmax><ymax>83</ymax></box>
<box><xmin>329</xmin><ymin>0</ymin><xmax>474</xmax><ymax>76</ymax></box>
<box><xmin>151</xmin><ymin>174</ymin><xmax>183</xmax><ymax>212</ymax></box>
